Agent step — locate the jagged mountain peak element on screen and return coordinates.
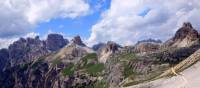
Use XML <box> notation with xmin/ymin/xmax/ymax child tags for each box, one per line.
<box><xmin>136</xmin><ymin>38</ymin><xmax>162</xmax><ymax>44</ymax></box>
<box><xmin>182</xmin><ymin>22</ymin><xmax>193</xmax><ymax>28</ymax></box>
<box><xmin>104</xmin><ymin>41</ymin><xmax>121</xmax><ymax>53</ymax></box>
<box><xmin>173</xmin><ymin>22</ymin><xmax>198</xmax><ymax>41</ymax></box>
<box><xmin>71</xmin><ymin>35</ymin><xmax>86</xmax><ymax>46</ymax></box>
<box><xmin>165</xmin><ymin>22</ymin><xmax>200</xmax><ymax>48</ymax></box>
<box><xmin>97</xmin><ymin>41</ymin><xmax>121</xmax><ymax>63</ymax></box>
<box><xmin>46</xmin><ymin>33</ymin><xmax>69</xmax><ymax>51</ymax></box>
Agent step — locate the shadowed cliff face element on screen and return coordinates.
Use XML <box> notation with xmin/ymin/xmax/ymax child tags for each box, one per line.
<box><xmin>0</xmin><ymin>59</ymin><xmax>97</xmax><ymax>88</ymax></box>
<box><xmin>0</xmin><ymin>49</ymin><xmax>9</xmax><ymax>70</ymax></box>
<box><xmin>46</xmin><ymin>34</ymin><xmax>69</xmax><ymax>51</ymax></box>
<box><xmin>0</xmin><ymin>34</ymin><xmax>69</xmax><ymax>71</ymax></box>
<box><xmin>173</xmin><ymin>22</ymin><xmax>199</xmax><ymax>41</ymax></box>
<box><xmin>8</xmin><ymin>37</ymin><xmax>48</xmax><ymax>67</ymax></box>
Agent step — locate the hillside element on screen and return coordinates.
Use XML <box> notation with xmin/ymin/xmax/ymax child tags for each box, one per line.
<box><xmin>126</xmin><ymin>49</ymin><xmax>200</xmax><ymax>88</ymax></box>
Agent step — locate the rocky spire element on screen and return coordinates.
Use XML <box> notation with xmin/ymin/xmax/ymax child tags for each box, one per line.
<box><xmin>46</xmin><ymin>34</ymin><xmax>69</xmax><ymax>51</ymax></box>
<box><xmin>104</xmin><ymin>41</ymin><xmax>121</xmax><ymax>53</ymax></box>
<box><xmin>165</xmin><ymin>22</ymin><xmax>200</xmax><ymax>47</ymax></box>
<box><xmin>182</xmin><ymin>22</ymin><xmax>193</xmax><ymax>28</ymax></box>
<box><xmin>173</xmin><ymin>22</ymin><xmax>199</xmax><ymax>41</ymax></box>
<box><xmin>71</xmin><ymin>35</ymin><xmax>86</xmax><ymax>46</ymax></box>
<box><xmin>98</xmin><ymin>41</ymin><xmax>121</xmax><ymax>63</ymax></box>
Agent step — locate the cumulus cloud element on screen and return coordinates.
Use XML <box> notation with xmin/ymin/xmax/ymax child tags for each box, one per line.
<box><xmin>0</xmin><ymin>0</ymin><xmax>90</xmax><ymax>37</ymax></box>
<box><xmin>87</xmin><ymin>0</ymin><xmax>200</xmax><ymax>46</ymax></box>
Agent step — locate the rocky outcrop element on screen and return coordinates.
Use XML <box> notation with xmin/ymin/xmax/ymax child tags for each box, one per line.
<box><xmin>164</xmin><ymin>22</ymin><xmax>200</xmax><ymax>48</ymax></box>
<box><xmin>137</xmin><ymin>38</ymin><xmax>162</xmax><ymax>44</ymax></box>
<box><xmin>9</xmin><ymin>36</ymin><xmax>48</xmax><ymax>67</ymax></box>
<box><xmin>134</xmin><ymin>43</ymin><xmax>160</xmax><ymax>53</ymax></box>
<box><xmin>0</xmin><ymin>60</ymin><xmax>97</xmax><ymax>88</ymax></box>
<box><xmin>106</xmin><ymin>63</ymin><xmax>124</xmax><ymax>87</ymax></box>
<box><xmin>71</xmin><ymin>36</ymin><xmax>86</xmax><ymax>46</ymax></box>
<box><xmin>0</xmin><ymin>34</ymin><xmax>69</xmax><ymax>71</ymax></box>
<box><xmin>46</xmin><ymin>34</ymin><xmax>69</xmax><ymax>51</ymax></box>
<box><xmin>134</xmin><ymin>39</ymin><xmax>161</xmax><ymax>53</ymax></box>
<box><xmin>98</xmin><ymin>41</ymin><xmax>121</xmax><ymax>63</ymax></box>
<box><xmin>48</xmin><ymin>36</ymin><xmax>94</xmax><ymax>62</ymax></box>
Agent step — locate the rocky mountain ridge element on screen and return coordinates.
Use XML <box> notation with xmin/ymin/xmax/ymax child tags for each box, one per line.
<box><xmin>164</xmin><ymin>22</ymin><xmax>200</xmax><ymax>48</ymax></box>
<box><xmin>0</xmin><ymin>22</ymin><xmax>200</xmax><ymax>88</ymax></box>
<box><xmin>0</xmin><ymin>34</ymin><xmax>69</xmax><ymax>71</ymax></box>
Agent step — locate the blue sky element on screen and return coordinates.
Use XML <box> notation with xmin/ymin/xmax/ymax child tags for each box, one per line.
<box><xmin>34</xmin><ymin>0</ymin><xmax>111</xmax><ymax>38</ymax></box>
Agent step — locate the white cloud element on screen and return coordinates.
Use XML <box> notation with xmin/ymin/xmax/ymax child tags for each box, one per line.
<box><xmin>0</xmin><ymin>0</ymin><xmax>90</xmax><ymax>38</ymax></box>
<box><xmin>87</xmin><ymin>0</ymin><xmax>200</xmax><ymax>46</ymax></box>
<box><xmin>24</xmin><ymin>0</ymin><xmax>90</xmax><ymax>24</ymax></box>
<box><xmin>0</xmin><ymin>38</ymin><xmax>17</xmax><ymax>49</ymax></box>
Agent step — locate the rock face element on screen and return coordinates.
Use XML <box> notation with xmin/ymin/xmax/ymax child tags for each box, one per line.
<box><xmin>0</xmin><ymin>34</ymin><xmax>69</xmax><ymax>71</ymax></box>
<box><xmin>98</xmin><ymin>41</ymin><xmax>121</xmax><ymax>63</ymax></box>
<box><xmin>137</xmin><ymin>38</ymin><xmax>162</xmax><ymax>44</ymax></box>
<box><xmin>134</xmin><ymin>43</ymin><xmax>160</xmax><ymax>53</ymax></box>
<box><xmin>0</xmin><ymin>35</ymin><xmax>98</xmax><ymax>88</ymax></box>
<box><xmin>0</xmin><ymin>60</ymin><xmax>97</xmax><ymax>88</ymax></box>
<box><xmin>71</xmin><ymin>36</ymin><xmax>86</xmax><ymax>46</ymax></box>
<box><xmin>134</xmin><ymin>39</ymin><xmax>161</xmax><ymax>53</ymax></box>
<box><xmin>165</xmin><ymin>22</ymin><xmax>200</xmax><ymax>48</ymax></box>
<box><xmin>0</xmin><ymin>49</ymin><xmax>9</xmax><ymax>70</ymax></box>
<box><xmin>106</xmin><ymin>63</ymin><xmax>124</xmax><ymax>87</ymax></box>
<box><xmin>9</xmin><ymin>37</ymin><xmax>48</xmax><ymax>67</ymax></box>
<box><xmin>46</xmin><ymin>34</ymin><xmax>69</xmax><ymax>51</ymax></box>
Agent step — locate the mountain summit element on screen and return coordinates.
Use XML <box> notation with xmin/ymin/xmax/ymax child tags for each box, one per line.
<box><xmin>71</xmin><ymin>35</ymin><xmax>86</xmax><ymax>46</ymax></box>
<box><xmin>98</xmin><ymin>41</ymin><xmax>121</xmax><ymax>63</ymax></box>
<box><xmin>46</xmin><ymin>34</ymin><xmax>69</xmax><ymax>51</ymax></box>
<box><xmin>165</xmin><ymin>22</ymin><xmax>199</xmax><ymax>47</ymax></box>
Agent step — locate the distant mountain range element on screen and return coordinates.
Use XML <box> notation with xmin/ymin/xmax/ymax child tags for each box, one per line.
<box><xmin>1</xmin><ymin>22</ymin><xmax>200</xmax><ymax>88</ymax></box>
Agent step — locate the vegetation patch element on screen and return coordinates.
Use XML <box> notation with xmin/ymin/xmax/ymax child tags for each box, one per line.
<box><xmin>62</xmin><ymin>64</ymin><xmax>75</xmax><ymax>76</ymax></box>
<box><xmin>117</xmin><ymin>52</ymin><xmax>136</xmax><ymax>61</ymax></box>
<box><xmin>82</xmin><ymin>53</ymin><xmax>97</xmax><ymax>61</ymax></box>
<box><xmin>85</xmin><ymin>63</ymin><xmax>105</xmax><ymax>76</ymax></box>
<box><xmin>31</xmin><ymin>57</ymin><xmax>44</xmax><ymax>69</ymax></box>
<box><xmin>123</xmin><ymin>64</ymin><xmax>138</xmax><ymax>78</ymax></box>
<box><xmin>122</xmin><ymin>53</ymin><xmax>136</xmax><ymax>60</ymax></box>
<box><xmin>92</xmin><ymin>81</ymin><xmax>109</xmax><ymax>88</ymax></box>
<box><xmin>51</xmin><ymin>59</ymin><xmax>62</xmax><ymax>66</ymax></box>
